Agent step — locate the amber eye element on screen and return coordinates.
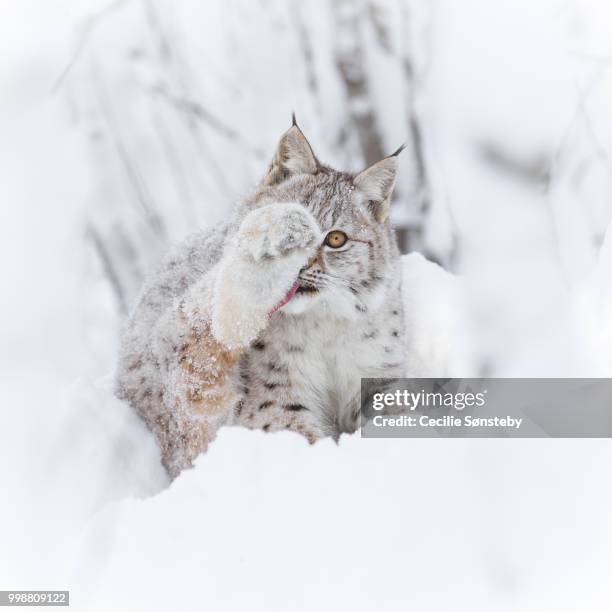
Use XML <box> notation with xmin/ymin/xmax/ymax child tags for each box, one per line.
<box><xmin>324</xmin><ymin>230</ymin><xmax>348</xmax><ymax>249</ymax></box>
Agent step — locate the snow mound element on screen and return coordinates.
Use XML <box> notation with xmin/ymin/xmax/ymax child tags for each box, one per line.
<box><xmin>74</xmin><ymin>428</ymin><xmax>477</xmax><ymax>611</ymax></box>
<box><xmin>71</xmin><ymin>424</ymin><xmax>612</xmax><ymax>612</ymax></box>
<box><xmin>51</xmin><ymin>377</ymin><xmax>169</xmax><ymax>511</ymax></box>
<box><xmin>401</xmin><ymin>252</ymin><xmax>477</xmax><ymax>377</ymax></box>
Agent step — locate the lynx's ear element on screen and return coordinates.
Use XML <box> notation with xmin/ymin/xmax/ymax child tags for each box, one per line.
<box><xmin>354</xmin><ymin>145</ymin><xmax>404</xmax><ymax>223</ymax></box>
<box><xmin>263</xmin><ymin>115</ymin><xmax>318</xmax><ymax>186</ymax></box>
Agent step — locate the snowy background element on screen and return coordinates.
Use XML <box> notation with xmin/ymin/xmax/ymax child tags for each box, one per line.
<box><xmin>2</xmin><ymin>0</ymin><xmax>612</xmax><ymax>609</ymax></box>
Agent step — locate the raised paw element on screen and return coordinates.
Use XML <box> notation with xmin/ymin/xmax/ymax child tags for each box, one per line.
<box><xmin>210</xmin><ymin>203</ymin><xmax>321</xmax><ymax>349</ymax></box>
<box><xmin>235</xmin><ymin>202</ymin><xmax>321</xmax><ymax>262</ymax></box>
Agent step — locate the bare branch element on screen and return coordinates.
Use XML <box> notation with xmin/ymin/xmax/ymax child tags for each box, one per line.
<box><xmin>52</xmin><ymin>0</ymin><xmax>128</xmax><ymax>93</ymax></box>
<box><xmin>152</xmin><ymin>84</ymin><xmax>266</xmax><ymax>160</ymax></box>
<box><xmin>87</xmin><ymin>224</ymin><xmax>128</xmax><ymax>314</ymax></box>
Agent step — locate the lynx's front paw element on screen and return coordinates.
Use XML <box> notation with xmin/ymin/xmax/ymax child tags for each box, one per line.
<box><xmin>211</xmin><ymin>203</ymin><xmax>321</xmax><ymax>349</ymax></box>
<box><xmin>235</xmin><ymin>203</ymin><xmax>320</xmax><ymax>262</ymax></box>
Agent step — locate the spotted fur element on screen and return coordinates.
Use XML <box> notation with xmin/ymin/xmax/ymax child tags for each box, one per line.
<box><xmin>116</xmin><ymin>120</ymin><xmax>406</xmax><ymax>478</ymax></box>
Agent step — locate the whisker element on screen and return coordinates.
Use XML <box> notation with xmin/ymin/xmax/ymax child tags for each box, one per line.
<box><xmin>301</xmin><ymin>271</ymin><xmax>368</xmax><ymax>311</ymax></box>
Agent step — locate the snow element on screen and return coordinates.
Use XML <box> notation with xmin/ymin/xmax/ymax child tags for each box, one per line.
<box><xmin>401</xmin><ymin>252</ymin><xmax>476</xmax><ymax>377</ymax></box>
<box><xmin>9</xmin><ymin>381</ymin><xmax>612</xmax><ymax>611</ymax></box>
<box><xmin>4</xmin><ymin>0</ymin><xmax>612</xmax><ymax>610</ymax></box>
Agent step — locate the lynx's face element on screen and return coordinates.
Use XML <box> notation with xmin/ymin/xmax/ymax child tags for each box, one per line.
<box><xmin>256</xmin><ymin>172</ymin><xmax>396</xmax><ymax>317</ymax></box>
<box><xmin>245</xmin><ymin>119</ymin><xmax>402</xmax><ymax>319</ymax></box>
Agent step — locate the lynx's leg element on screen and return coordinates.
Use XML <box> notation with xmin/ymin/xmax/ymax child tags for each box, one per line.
<box><xmin>158</xmin><ymin>203</ymin><xmax>321</xmax><ymax>476</ymax></box>
<box><xmin>235</xmin><ymin>386</ymin><xmax>327</xmax><ymax>445</ymax></box>
<box><xmin>156</xmin><ymin>274</ymin><xmax>242</xmax><ymax>477</ymax></box>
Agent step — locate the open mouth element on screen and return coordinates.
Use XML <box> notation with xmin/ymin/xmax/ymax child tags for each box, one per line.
<box><xmin>296</xmin><ymin>283</ymin><xmax>319</xmax><ymax>295</ymax></box>
<box><xmin>269</xmin><ymin>280</ymin><xmax>320</xmax><ymax>317</ymax></box>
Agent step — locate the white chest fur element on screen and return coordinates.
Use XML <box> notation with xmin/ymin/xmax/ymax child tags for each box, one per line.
<box><xmin>261</xmin><ymin>290</ymin><xmax>405</xmax><ymax>435</ymax></box>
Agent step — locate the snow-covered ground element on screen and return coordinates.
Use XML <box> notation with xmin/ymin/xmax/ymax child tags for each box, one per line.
<box><xmin>3</xmin><ymin>1</ymin><xmax>612</xmax><ymax>610</ymax></box>
<box><xmin>6</xmin><ymin>377</ymin><xmax>612</xmax><ymax>610</ymax></box>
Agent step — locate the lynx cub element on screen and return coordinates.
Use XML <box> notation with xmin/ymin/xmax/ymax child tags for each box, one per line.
<box><xmin>116</xmin><ymin>119</ymin><xmax>406</xmax><ymax>477</ymax></box>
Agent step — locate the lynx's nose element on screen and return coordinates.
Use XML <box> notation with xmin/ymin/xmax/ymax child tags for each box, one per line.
<box><xmin>300</xmin><ymin>249</ymin><xmax>323</xmax><ymax>272</ymax></box>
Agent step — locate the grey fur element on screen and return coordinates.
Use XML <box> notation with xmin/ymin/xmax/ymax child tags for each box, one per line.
<box><xmin>116</xmin><ymin>121</ymin><xmax>406</xmax><ymax>476</ymax></box>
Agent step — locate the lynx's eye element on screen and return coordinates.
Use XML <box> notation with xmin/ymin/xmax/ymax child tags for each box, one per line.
<box><xmin>324</xmin><ymin>230</ymin><xmax>348</xmax><ymax>249</ymax></box>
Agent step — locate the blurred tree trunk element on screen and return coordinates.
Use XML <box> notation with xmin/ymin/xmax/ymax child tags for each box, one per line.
<box><xmin>332</xmin><ymin>0</ymin><xmax>386</xmax><ymax>166</ymax></box>
<box><xmin>331</xmin><ymin>0</ymin><xmax>433</xmax><ymax>256</ymax></box>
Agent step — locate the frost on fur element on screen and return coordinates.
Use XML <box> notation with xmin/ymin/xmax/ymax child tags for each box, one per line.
<box><xmin>116</xmin><ymin>202</ymin><xmax>322</xmax><ymax>476</ymax></box>
<box><xmin>211</xmin><ymin>203</ymin><xmax>321</xmax><ymax>349</ymax></box>
<box><xmin>115</xmin><ymin>120</ymin><xmax>472</xmax><ymax>480</ymax></box>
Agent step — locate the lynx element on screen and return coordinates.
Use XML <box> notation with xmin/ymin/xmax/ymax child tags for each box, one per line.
<box><xmin>116</xmin><ymin>118</ymin><xmax>406</xmax><ymax>477</ymax></box>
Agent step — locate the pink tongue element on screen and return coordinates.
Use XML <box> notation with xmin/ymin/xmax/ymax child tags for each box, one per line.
<box><xmin>268</xmin><ymin>280</ymin><xmax>300</xmax><ymax>316</ymax></box>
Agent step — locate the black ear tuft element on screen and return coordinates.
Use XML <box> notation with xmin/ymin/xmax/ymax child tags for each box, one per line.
<box><xmin>390</xmin><ymin>143</ymin><xmax>406</xmax><ymax>157</ymax></box>
<box><xmin>291</xmin><ymin>112</ymin><xmax>298</xmax><ymax>127</ymax></box>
